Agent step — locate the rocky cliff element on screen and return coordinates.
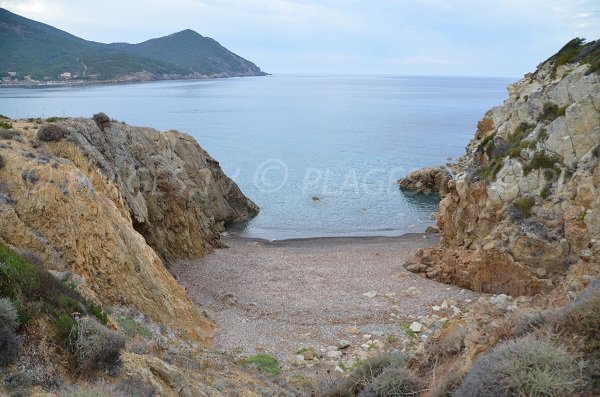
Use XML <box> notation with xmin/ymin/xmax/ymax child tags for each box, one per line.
<box><xmin>406</xmin><ymin>38</ymin><xmax>600</xmax><ymax>296</ymax></box>
<box><xmin>0</xmin><ymin>117</ymin><xmax>257</xmax><ymax>342</ymax></box>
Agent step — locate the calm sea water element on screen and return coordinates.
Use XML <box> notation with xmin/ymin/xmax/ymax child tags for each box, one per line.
<box><xmin>0</xmin><ymin>75</ymin><xmax>511</xmax><ymax>239</ymax></box>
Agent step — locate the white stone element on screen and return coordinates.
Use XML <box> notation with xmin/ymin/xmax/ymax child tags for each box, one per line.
<box><xmin>432</xmin><ymin>305</ymin><xmax>441</xmax><ymax>311</ymax></box>
<box><xmin>409</xmin><ymin>322</ymin><xmax>423</xmax><ymax>333</ymax></box>
<box><xmin>363</xmin><ymin>291</ymin><xmax>377</xmax><ymax>298</ymax></box>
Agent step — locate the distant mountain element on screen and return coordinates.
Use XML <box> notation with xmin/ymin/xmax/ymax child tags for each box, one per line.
<box><xmin>0</xmin><ymin>8</ymin><xmax>266</xmax><ymax>83</ymax></box>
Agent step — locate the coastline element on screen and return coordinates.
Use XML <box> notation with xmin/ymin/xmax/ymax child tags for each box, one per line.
<box><xmin>221</xmin><ymin>232</ymin><xmax>438</xmax><ymax>247</ymax></box>
<box><xmin>0</xmin><ymin>73</ymin><xmax>269</xmax><ymax>89</ymax></box>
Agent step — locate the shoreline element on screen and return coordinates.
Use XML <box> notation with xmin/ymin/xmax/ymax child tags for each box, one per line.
<box><xmin>222</xmin><ymin>232</ymin><xmax>438</xmax><ymax>247</ymax></box>
<box><xmin>0</xmin><ymin>73</ymin><xmax>269</xmax><ymax>89</ymax></box>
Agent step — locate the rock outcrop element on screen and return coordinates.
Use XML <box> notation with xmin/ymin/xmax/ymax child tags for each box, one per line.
<box><xmin>398</xmin><ymin>166</ymin><xmax>452</xmax><ymax>195</ymax></box>
<box><xmin>0</xmin><ymin>118</ymin><xmax>257</xmax><ymax>343</ymax></box>
<box><xmin>406</xmin><ymin>39</ymin><xmax>600</xmax><ymax>296</ymax></box>
<box><xmin>65</xmin><ymin>119</ymin><xmax>258</xmax><ymax>264</ymax></box>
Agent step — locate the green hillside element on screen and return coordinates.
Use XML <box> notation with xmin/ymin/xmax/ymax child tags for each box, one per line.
<box><xmin>108</xmin><ymin>29</ymin><xmax>265</xmax><ymax>76</ymax></box>
<box><xmin>0</xmin><ymin>8</ymin><xmax>265</xmax><ymax>81</ymax></box>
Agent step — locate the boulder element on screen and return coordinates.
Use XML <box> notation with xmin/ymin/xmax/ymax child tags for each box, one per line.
<box><xmin>398</xmin><ymin>166</ymin><xmax>452</xmax><ymax>195</ymax></box>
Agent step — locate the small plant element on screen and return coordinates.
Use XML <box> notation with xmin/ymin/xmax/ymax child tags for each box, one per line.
<box><xmin>399</xmin><ymin>322</ymin><xmax>417</xmax><ymax>349</ymax></box>
<box><xmin>0</xmin><ymin>298</ymin><xmax>21</xmax><ymax>367</ymax></box>
<box><xmin>325</xmin><ymin>354</ymin><xmax>408</xmax><ymax>397</ymax></box>
<box><xmin>540</xmin><ymin>185</ymin><xmax>551</xmax><ymax>199</ymax></box>
<box><xmin>93</xmin><ymin>112</ymin><xmax>111</xmax><ymax>131</ymax></box>
<box><xmin>370</xmin><ymin>367</ymin><xmax>424</xmax><ymax>397</ymax></box>
<box><xmin>84</xmin><ymin>300</ymin><xmax>108</xmax><ymax>324</ymax></box>
<box><xmin>37</xmin><ymin>123</ymin><xmax>69</xmax><ymax>142</ymax></box>
<box><xmin>0</xmin><ymin>129</ymin><xmax>19</xmax><ymax>140</ymax></box>
<box><xmin>21</xmin><ymin>169</ymin><xmax>39</xmax><ymax>184</ymax></box>
<box><xmin>0</xmin><ymin>120</ymin><xmax>12</xmax><ymax>130</ymax></box>
<box><xmin>116</xmin><ymin>314</ymin><xmax>151</xmax><ymax>339</ymax></box>
<box><xmin>0</xmin><ymin>154</ymin><xmax>4</xmax><ymax>170</ymax></box>
<box><xmin>523</xmin><ymin>150</ymin><xmax>562</xmax><ymax>176</ymax></box>
<box><xmin>53</xmin><ymin>312</ymin><xmax>76</xmax><ymax>347</ymax></box>
<box><xmin>513</xmin><ymin>196</ymin><xmax>536</xmax><ymax>218</ymax></box>
<box><xmin>477</xmin><ymin>132</ymin><xmax>496</xmax><ymax>152</ymax></box>
<box><xmin>74</xmin><ymin>316</ymin><xmax>126</xmax><ymax>374</ymax></box>
<box><xmin>538</xmin><ymin>102</ymin><xmax>566</xmax><ymax>122</ymax></box>
<box><xmin>239</xmin><ymin>353</ymin><xmax>281</xmax><ymax>375</ymax></box>
<box><xmin>476</xmin><ymin>118</ymin><xmax>494</xmax><ymax>137</ymax></box>
<box><xmin>456</xmin><ymin>337</ymin><xmax>585</xmax><ymax>397</ymax></box>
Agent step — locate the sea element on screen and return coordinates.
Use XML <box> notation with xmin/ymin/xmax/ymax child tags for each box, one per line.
<box><xmin>0</xmin><ymin>75</ymin><xmax>512</xmax><ymax>240</ymax></box>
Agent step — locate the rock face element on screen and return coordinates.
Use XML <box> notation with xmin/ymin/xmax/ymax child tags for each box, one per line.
<box><xmin>0</xmin><ymin>118</ymin><xmax>257</xmax><ymax>343</ymax></box>
<box><xmin>406</xmin><ymin>45</ymin><xmax>600</xmax><ymax>296</ymax></box>
<box><xmin>66</xmin><ymin>119</ymin><xmax>258</xmax><ymax>263</ymax></box>
<box><xmin>398</xmin><ymin>166</ymin><xmax>452</xmax><ymax>195</ymax></box>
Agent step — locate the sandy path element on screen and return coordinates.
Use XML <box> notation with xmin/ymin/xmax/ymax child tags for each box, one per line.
<box><xmin>173</xmin><ymin>234</ymin><xmax>480</xmax><ymax>365</ymax></box>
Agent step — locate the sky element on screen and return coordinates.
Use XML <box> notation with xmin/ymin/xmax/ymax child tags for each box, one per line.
<box><xmin>1</xmin><ymin>0</ymin><xmax>599</xmax><ymax>77</ymax></box>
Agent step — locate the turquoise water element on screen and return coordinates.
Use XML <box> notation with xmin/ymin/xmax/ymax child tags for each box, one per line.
<box><xmin>0</xmin><ymin>75</ymin><xmax>511</xmax><ymax>239</ymax></box>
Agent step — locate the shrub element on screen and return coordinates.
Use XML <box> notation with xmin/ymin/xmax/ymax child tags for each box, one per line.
<box><xmin>54</xmin><ymin>312</ymin><xmax>76</xmax><ymax>347</ymax></box>
<box><xmin>0</xmin><ymin>298</ymin><xmax>18</xmax><ymax>327</ymax></box>
<box><xmin>523</xmin><ymin>151</ymin><xmax>562</xmax><ymax>176</ymax></box>
<box><xmin>455</xmin><ymin>338</ymin><xmax>585</xmax><ymax>397</ymax></box>
<box><xmin>324</xmin><ymin>353</ymin><xmax>409</xmax><ymax>396</ymax></box>
<box><xmin>21</xmin><ymin>169</ymin><xmax>39</xmax><ymax>184</ymax></box>
<box><xmin>513</xmin><ymin>196</ymin><xmax>535</xmax><ymax>218</ymax></box>
<box><xmin>0</xmin><ymin>298</ymin><xmax>21</xmax><ymax>367</ymax></box>
<box><xmin>37</xmin><ymin>124</ymin><xmax>69</xmax><ymax>142</ymax></box>
<box><xmin>370</xmin><ymin>368</ymin><xmax>424</xmax><ymax>397</ymax></box>
<box><xmin>476</xmin><ymin>118</ymin><xmax>495</xmax><ymax>137</ymax></box>
<box><xmin>74</xmin><ymin>316</ymin><xmax>126</xmax><ymax>374</ymax></box>
<box><xmin>538</xmin><ymin>102</ymin><xmax>566</xmax><ymax>122</ymax></box>
<box><xmin>84</xmin><ymin>300</ymin><xmax>108</xmax><ymax>325</ymax></box>
<box><xmin>115</xmin><ymin>377</ymin><xmax>157</xmax><ymax>397</ymax></box>
<box><xmin>45</xmin><ymin>117</ymin><xmax>66</xmax><ymax>123</ymax></box>
<box><xmin>93</xmin><ymin>112</ymin><xmax>111</xmax><ymax>131</ymax></box>
<box><xmin>239</xmin><ymin>353</ymin><xmax>281</xmax><ymax>375</ymax></box>
<box><xmin>0</xmin><ymin>129</ymin><xmax>19</xmax><ymax>140</ymax></box>
<box><xmin>0</xmin><ymin>154</ymin><xmax>4</xmax><ymax>170</ymax></box>
<box><xmin>0</xmin><ymin>120</ymin><xmax>12</xmax><ymax>129</ymax></box>
<box><xmin>116</xmin><ymin>315</ymin><xmax>151</xmax><ymax>339</ymax></box>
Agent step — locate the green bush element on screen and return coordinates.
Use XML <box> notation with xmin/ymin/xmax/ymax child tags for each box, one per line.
<box><xmin>239</xmin><ymin>353</ymin><xmax>281</xmax><ymax>375</ymax></box>
<box><xmin>523</xmin><ymin>151</ymin><xmax>562</xmax><ymax>176</ymax></box>
<box><xmin>538</xmin><ymin>102</ymin><xmax>566</xmax><ymax>122</ymax></box>
<box><xmin>370</xmin><ymin>367</ymin><xmax>424</xmax><ymax>397</ymax></box>
<box><xmin>0</xmin><ymin>120</ymin><xmax>12</xmax><ymax>130</ymax></box>
<box><xmin>45</xmin><ymin>117</ymin><xmax>67</xmax><ymax>123</ymax></box>
<box><xmin>513</xmin><ymin>196</ymin><xmax>535</xmax><ymax>218</ymax></box>
<box><xmin>84</xmin><ymin>300</ymin><xmax>108</xmax><ymax>325</ymax></box>
<box><xmin>456</xmin><ymin>338</ymin><xmax>585</xmax><ymax>397</ymax></box>
<box><xmin>37</xmin><ymin>123</ymin><xmax>69</xmax><ymax>142</ymax></box>
<box><xmin>92</xmin><ymin>112</ymin><xmax>111</xmax><ymax>131</ymax></box>
<box><xmin>116</xmin><ymin>315</ymin><xmax>151</xmax><ymax>339</ymax></box>
<box><xmin>0</xmin><ymin>154</ymin><xmax>4</xmax><ymax>170</ymax></box>
<box><xmin>74</xmin><ymin>316</ymin><xmax>126</xmax><ymax>374</ymax></box>
<box><xmin>54</xmin><ymin>312</ymin><xmax>76</xmax><ymax>347</ymax></box>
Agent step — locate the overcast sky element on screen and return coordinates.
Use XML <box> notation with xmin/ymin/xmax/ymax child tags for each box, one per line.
<box><xmin>2</xmin><ymin>0</ymin><xmax>599</xmax><ymax>77</ymax></box>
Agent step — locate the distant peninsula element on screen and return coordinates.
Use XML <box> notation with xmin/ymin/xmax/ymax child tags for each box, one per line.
<box><xmin>0</xmin><ymin>8</ymin><xmax>267</xmax><ymax>86</ymax></box>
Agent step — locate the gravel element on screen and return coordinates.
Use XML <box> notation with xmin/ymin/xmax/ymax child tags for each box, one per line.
<box><xmin>173</xmin><ymin>234</ymin><xmax>480</xmax><ymax>362</ymax></box>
